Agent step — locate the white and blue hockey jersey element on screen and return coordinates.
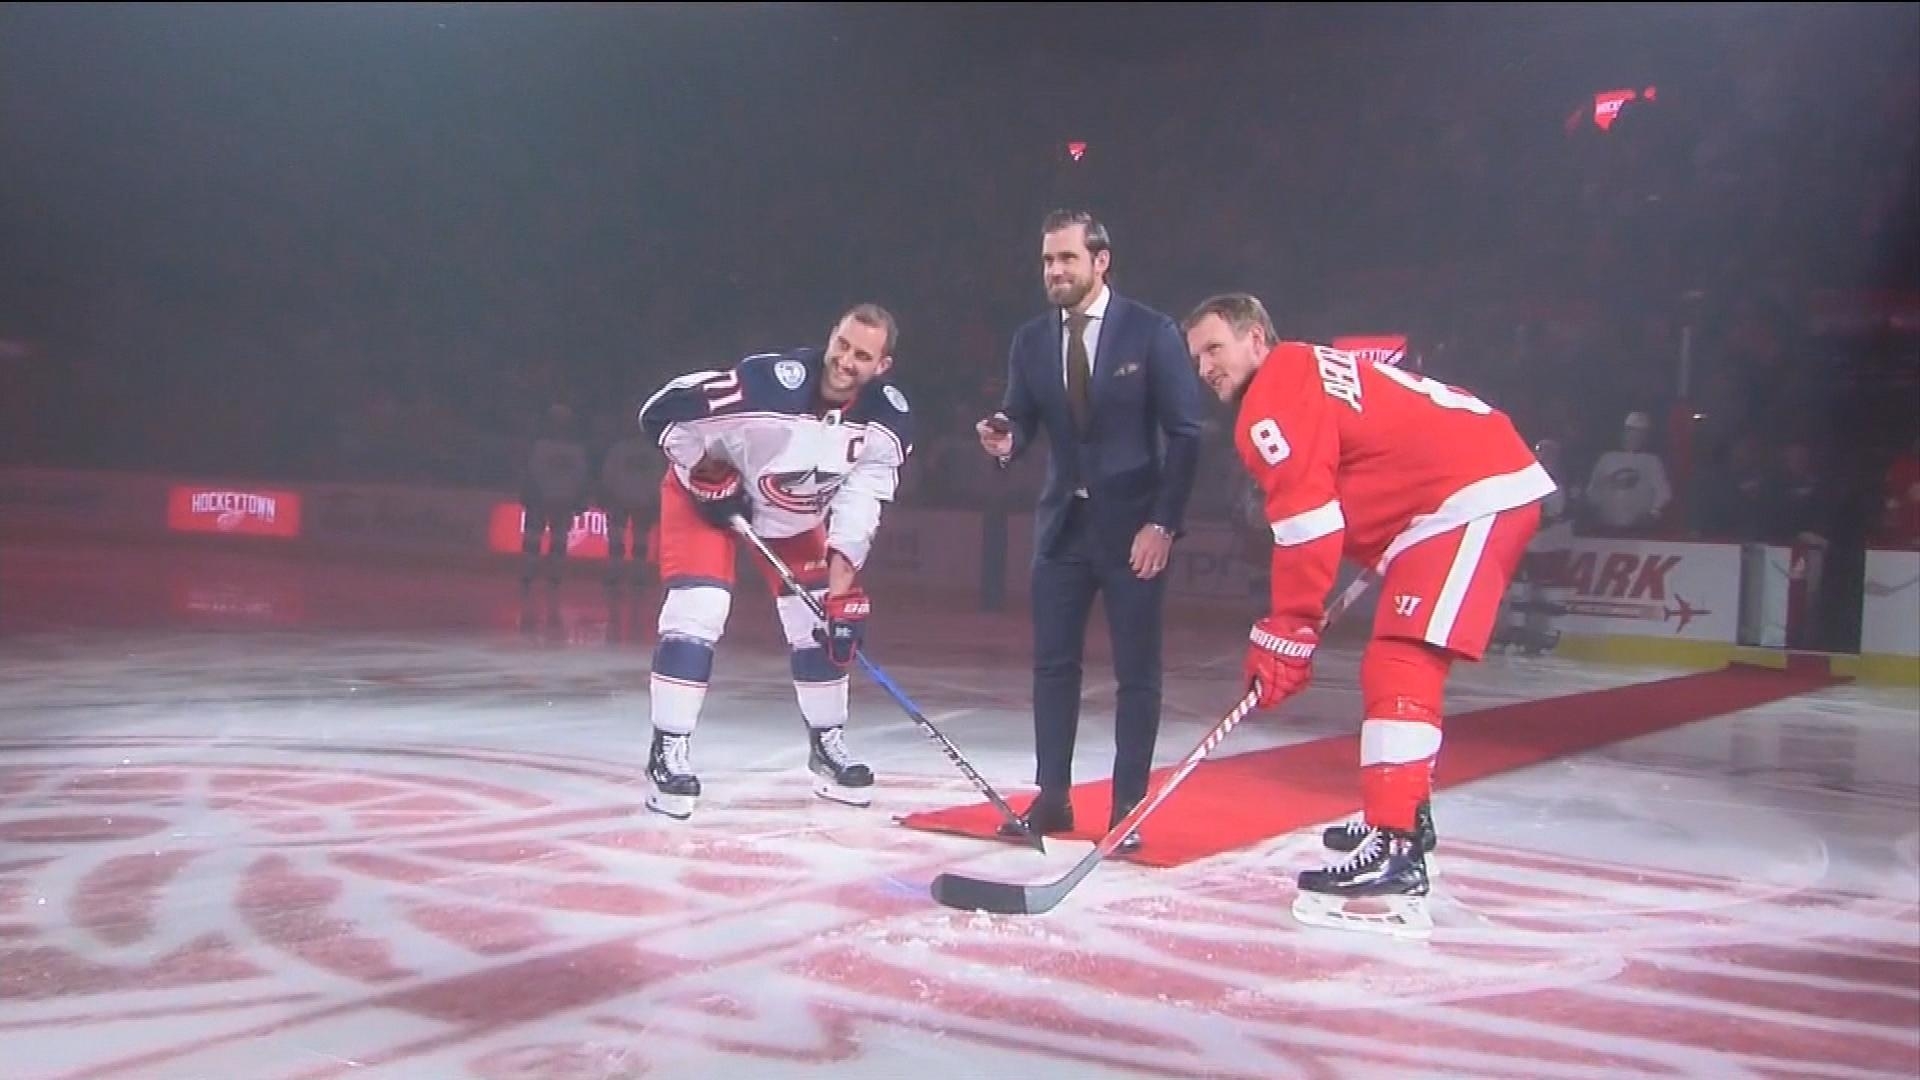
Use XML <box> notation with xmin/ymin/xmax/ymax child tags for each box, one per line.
<box><xmin>637</xmin><ymin>348</ymin><xmax>914</xmax><ymax>568</ymax></box>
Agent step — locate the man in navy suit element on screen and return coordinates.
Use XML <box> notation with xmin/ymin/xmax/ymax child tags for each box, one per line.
<box><xmin>976</xmin><ymin>209</ymin><xmax>1205</xmax><ymax>854</ymax></box>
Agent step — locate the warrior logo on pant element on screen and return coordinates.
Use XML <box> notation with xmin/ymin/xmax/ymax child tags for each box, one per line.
<box><xmin>1184</xmin><ymin>295</ymin><xmax>1554</xmax><ymax>939</ymax></box>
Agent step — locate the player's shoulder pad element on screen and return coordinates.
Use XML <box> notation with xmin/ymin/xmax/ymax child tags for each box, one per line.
<box><xmin>1274</xmin><ymin>340</ymin><xmax>1326</xmax><ymax>364</ymax></box>
<box><xmin>849</xmin><ymin>376</ymin><xmax>915</xmax><ymax>456</ymax></box>
<box><xmin>1266</xmin><ymin>341</ymin><xmax>1331</xmax><ymax>384</ymax></box>
<box><xmin>736</xmin><ymin>348</ymin><xmax>821</xmax><ymax>413</ymax></box>
<box><xmin>1238</xmin><ymin>341</ymin><xmax>1318</xmax><ymax>413</ymax></box>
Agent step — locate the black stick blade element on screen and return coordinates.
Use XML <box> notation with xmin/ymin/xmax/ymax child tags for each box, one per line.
<box><xmin>929</xmin><ymin>872</ymin><xmax>1037</xmax><ymax>915</ymax></box>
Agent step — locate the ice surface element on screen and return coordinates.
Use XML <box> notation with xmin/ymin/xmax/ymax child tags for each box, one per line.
<box><xmin>1</xmin><ymin>541</ymin><xmax>1915</xmax><ymax>1078</ymax></box>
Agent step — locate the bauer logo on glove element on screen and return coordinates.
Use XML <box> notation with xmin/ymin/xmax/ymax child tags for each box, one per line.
<box><xmin>684</xmin><ymin>458</ymin><xmax>748</xmax><ymax>530</ymax></box>
<box><xmin>815</xmin><ymin>587</ymin><xmax>870</xmax><ymax>668</ymax></box>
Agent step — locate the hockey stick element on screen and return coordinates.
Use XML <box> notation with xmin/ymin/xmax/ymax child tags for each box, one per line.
<box><xmin>729</xmin><ymin>516</ymin><xmax>1046</xmax><ymax>853</ymax></box>
<box><xmin>930</xmin><ymin>570</ymin><xmax>1377</xmax><ymax>915</ymax></box>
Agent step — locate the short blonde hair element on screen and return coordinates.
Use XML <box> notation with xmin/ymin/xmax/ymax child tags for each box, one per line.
<box><xmin>1183</xmin><ymin>293</ymin><xmax>1277</xmax><ymax>343</ymax></box>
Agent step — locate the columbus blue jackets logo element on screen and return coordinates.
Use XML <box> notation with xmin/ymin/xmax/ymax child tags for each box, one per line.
<box><xmin>758</xmin><ymin>467</ymin><xmax>846</xmax><ymax>513</ymax></box>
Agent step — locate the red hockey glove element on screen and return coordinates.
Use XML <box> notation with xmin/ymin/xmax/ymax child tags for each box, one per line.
<box><xmin>815</xmin><ymin>586</ymin><xmax>870</xmax><ymax>668</ymax></box>
<box><xmin>685</xmin><ymin>460</ymin><xmax>747</xmax><ymax>529</ymax></box>
<box><xmin>1245</xmin><ymin>618</ymin><xmax>1318</xmax><ymax>709</ymax></box>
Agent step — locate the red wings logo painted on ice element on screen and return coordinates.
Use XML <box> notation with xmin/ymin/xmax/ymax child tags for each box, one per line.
<box><xmin>0</xmin><ymin>738</ymin><xmax>1913</xmax><ymax>1079</ymax></box>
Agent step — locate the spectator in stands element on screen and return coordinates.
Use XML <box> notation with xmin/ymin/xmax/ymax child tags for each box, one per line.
<box><xmin>519</xmin><ymin>404</ymin><xmax>591</xmax><ymax>588</ymax></box>
<box><xmin>1494</xmin><ymin>437</ymin><xmax>1579</xmax><ymax>656</ymax></box>
<box><xmin>1532</xmin><ymin>437</ymin><xmax>1576</xmax><ymax>538</ymax></box>
<box><xmin>1880</xmin><ymin>435</ymin><xmax>1920</xmax><ymax>548</ymax></box>
<box><xmin>1770</xmin><ymin>440</ymin><xmax>1837</xmax><ymax>649</ymax></box>
<box><xmin>1771</xmin><ymin>441</ymin><xmax>1832</xmax><ymax>550</ymax></box>
<box><xmin>598</xmin><ymin>413</ymin><xmax>664</xmax><ymax>589</ymax></box>
<box><xmin>1583</xmin><ymin>411</ymin><xmax>1674</xmax><ymax>534</ymax></box>
<box><xmin>1696</xmin><ymin>433</ymin><xmax>1773</xmax><ymax>540</ymax></box>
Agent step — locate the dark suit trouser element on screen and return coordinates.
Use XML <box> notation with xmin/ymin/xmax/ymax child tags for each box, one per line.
<box><xmin>1030</xmin><ymin>497</ymin><xmax>1166</xmax><ymax>819</ymax></box>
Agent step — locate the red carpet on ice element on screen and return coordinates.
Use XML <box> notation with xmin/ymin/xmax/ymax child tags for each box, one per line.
<box><xmin>897</xmin><ymin>664</ymin><xmax>1845</xmax><ymax>868</ymax></box>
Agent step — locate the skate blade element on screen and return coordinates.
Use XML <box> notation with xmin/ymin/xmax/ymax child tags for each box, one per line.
<box><xmin>1292</xmin><ymin>891</ymin><xmax>1433</xmax><ymax>941</ymax></box>
<box><xmin>646</xmin><ymin>790</ymin><xmax>696</xmax><ymax>820</ymax></box>
<box><xmin>812</xmin><ymin>777</ymin><xmax>873</xmax><ymax>807</ymax></box>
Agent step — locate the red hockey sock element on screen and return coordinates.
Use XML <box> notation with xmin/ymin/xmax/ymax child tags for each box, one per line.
<box><xmin>1361</xmin><ymin>761</ymin><xmax>1430</xmax><ymax>833</ymax></box>
<box><xmin>1359</xmin><ymin>638</ymin><xmax>1451</xmax><ymax>833</ymax></box>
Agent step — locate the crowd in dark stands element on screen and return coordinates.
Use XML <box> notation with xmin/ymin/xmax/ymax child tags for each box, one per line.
<box><xmin>1</xmin><ymin>6</ymin><xmax>1915</xmax><ymax>553</ymax></box>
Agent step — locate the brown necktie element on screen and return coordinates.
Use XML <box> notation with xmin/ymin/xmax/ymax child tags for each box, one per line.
<box><xmin>1065</xmin><ymin>313</ymin><xmax>1091</xmax><ymax>431</ymax></box>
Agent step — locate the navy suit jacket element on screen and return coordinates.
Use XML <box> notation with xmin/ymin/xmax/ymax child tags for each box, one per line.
<box><xmin>1001</xmin><ymin>290</ymin><xmax>1206</xmax><ymax>558</ymax></box>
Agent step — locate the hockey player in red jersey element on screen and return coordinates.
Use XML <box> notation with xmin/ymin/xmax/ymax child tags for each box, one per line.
<box><xmin>634</xmin><ymin>304</ymin><xmax>913</xmax><ymax>820</ymax></box>
<box><xmin>1183</xmin><ymin>294</ymin><xmax>1555</xmax><ymax>938</ymax></box>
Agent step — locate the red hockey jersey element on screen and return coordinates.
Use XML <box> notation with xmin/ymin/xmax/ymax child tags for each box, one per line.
<box><xmin>1234</xmin><ymin>342</ymin><xmax>1556</xmax><ymax>625</ymax></box>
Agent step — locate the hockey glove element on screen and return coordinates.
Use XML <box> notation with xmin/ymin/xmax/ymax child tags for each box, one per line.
<box><xmin>814</xmin><ymin>586</ymin><xmax>869</xmax><ymax>668</ymax></box>
<box><xmin>1245</xmin><ymin>618</ymin><xmax>1317</xmax><ymax>709</ymax></box>
<box><xmin>685</xmin><ymin>461</ymin><xmax>747</xmax><ymax>530</ymax></box>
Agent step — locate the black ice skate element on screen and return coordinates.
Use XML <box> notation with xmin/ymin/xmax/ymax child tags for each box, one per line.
<box><xmin>807</xmin><ymin>725</ymin><xmax>873</xmax><ymax>807</ymax></box>
<box><xmin>646</xmin><ymin>729</ymin><xmax>700</xmax><ymax>820</ymax></box>
<box><xmin>1322</xmin><ymin>800</ymin><xmax>1439</xmax><ymax>877</ymax></box>
<box><xmin>1294</xmin><ymin>826</ymin><xmax>1433</xmax><ymax>940</ymax></box>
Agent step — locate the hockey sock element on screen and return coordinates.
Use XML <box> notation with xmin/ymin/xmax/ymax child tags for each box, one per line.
<box><xmin>1359</xmin><ymin>637</ymin><xmax>1452</xmax><ymax>833</ymax></box>
<box><xmin>650</xmin><ymin>635</ymin><xmax>713</xmax><ymax>736</ymax></box>
<box><xmin>791</xmin><ymin>645</ymin><xmax>849</xmax><ymax>730</ymax></box>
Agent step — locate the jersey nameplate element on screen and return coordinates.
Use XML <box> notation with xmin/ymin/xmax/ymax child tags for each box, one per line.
<box><xmin>1313</xmin><ymin>346</ymin><xmax>1364</xmax><ymax>413</ymax></box>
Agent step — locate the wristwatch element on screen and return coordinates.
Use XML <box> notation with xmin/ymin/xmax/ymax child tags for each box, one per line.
<box><xmin>1148</xmin><ymin>523</ymin><xmax>1177</xmax><ymax>540</ymax></box>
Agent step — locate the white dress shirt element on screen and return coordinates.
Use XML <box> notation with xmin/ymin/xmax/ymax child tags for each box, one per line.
<box><xmin>1061</xmin><ymin>284</ymin><xmax>1110</xmax><ymax>390</ymax></box>
<box><xmin>1061</xmin><ymin>285</ymin><xmax>1109</xmax><ymax>498</ymax></box>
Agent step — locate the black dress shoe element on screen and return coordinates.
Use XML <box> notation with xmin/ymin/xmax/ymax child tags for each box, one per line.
<box><xmin>1110</xmin><ymin>798</ymin><xmax>1143</xmax><ymax>856</ymax></box>
<box><xmin>998</xmin><ymin>797</ymin><xmax>1074</xmax><ymax>838</ymax></box>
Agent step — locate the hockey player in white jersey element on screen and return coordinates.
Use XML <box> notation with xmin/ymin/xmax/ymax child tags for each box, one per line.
<box><xmin>635</xmin><ymin>303</ymin><xmax>913</xmax><ymax>819</ymax></box>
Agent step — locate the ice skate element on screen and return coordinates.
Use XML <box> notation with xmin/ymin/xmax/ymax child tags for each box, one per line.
<box><xmin>1294</xmin><ymin>826</ymin><xmax>1433</xmax><ymax>940</ymax></box>
<box><xmin>807</xmin><ymin>725</ymin><xmax>873</xmax><ymax>807</ymax></box>
<box><xmin>1322</xmin><ymin>800</ymin><xmax>1439</xmax><ymax>878</ymax></box>
<box><xmin>646</xmin><ymin>729</ymin><xmax>700</xmax><ymax>819</ymax></box>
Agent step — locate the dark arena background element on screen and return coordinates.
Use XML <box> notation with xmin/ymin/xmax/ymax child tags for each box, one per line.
<box><xmin>1</xmin><ymin>4</ymin><xmax>1916</xmax><ymax>1078</ymax></box>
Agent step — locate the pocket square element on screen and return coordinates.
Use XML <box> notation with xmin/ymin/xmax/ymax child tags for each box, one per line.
<box><xmin>1113</xmin><ymin>361</ymin><xmax>1142</xmax><ymax>378</ymax></box>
